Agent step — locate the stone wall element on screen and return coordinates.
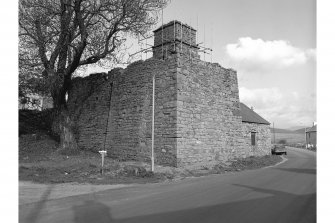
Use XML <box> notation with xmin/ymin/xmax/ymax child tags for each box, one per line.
<box><xmin>175</xmin><ymin>57</ymin><xmax>248</xmax><ymax>166</ymax></box>
<box><xmin>153</xmin><ymin>21</ymin><xmax>196</xmax><ymax>47</ymax></box>
<box><xmin>67</xmin><ymin>55</ymin><xmax>271</xmax><ymax>167</ymax></box>
<box><xmin>241</xmin><ymin>122</ymin><xmax>271</xmax><ymax>156</ymax></box>
<box><xmin>104</xmin><ymin>58</ymin><xmax>179</xmax><ymax>166</ymax></box>
<box><xmin>68</xmin><ymin>73</ymin><xmax>113</xmax><ymax>152</ymax></box>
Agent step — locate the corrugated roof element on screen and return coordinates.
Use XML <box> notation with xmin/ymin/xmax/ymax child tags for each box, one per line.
<box><xmin>239</xmin><ymin>103</ymin><xmax>270</xmax><ymax>125</ymax></box>
<box><xmin>306</xmin><ymin>125</ymin><xmax>317</xmax><ymax>132</ymax></box>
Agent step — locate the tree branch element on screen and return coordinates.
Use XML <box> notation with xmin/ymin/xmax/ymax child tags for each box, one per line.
<box><xmin>34</xmin><ymin>19</ymin><xmax>49</xmax><ymax>69</ymax></box>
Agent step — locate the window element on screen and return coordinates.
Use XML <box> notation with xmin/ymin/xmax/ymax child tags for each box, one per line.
<box><xmin>251</xmin><ymin>132</ymin><xmax>256</xmax><ymax>146</ymax></box>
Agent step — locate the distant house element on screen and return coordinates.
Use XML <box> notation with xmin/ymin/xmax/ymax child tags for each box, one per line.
<box><xmin>239</xmin><ymin>103</ymin><xmax>271</xmax><ymax>156</ymax></box>
<box><xmin>19</xmin><ymin>94</ymin><xmax>53</xmax><ymax>111</ymax></box>
<box><xmin>306</xmin><ymin>124</ymin><xmax>317</xmax><ymax>149</ymax></box>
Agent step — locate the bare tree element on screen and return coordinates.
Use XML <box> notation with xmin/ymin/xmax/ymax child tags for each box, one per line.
<box><xmin>19</xmin><ymin>0</ymin><xmax>167</xmax><ymax>151</ymax></box>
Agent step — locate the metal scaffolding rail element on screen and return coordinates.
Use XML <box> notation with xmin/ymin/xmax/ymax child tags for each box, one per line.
<box><xmin>131</xmin><ymin>10</ymin><xmax>213</xmax><ymax>62</ymax></box>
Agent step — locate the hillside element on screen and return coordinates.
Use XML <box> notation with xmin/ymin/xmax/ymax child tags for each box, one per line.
<box><xmin>294</xmin><ymin>128</ymin><xmax>307</xmax><ymax>134</ymax></box>
<box><xmin>270</xmin><ymin>128</ymin><xmax>296</xmax><ymax>134</ymax></box>
<box><xmin>288</xmin><ymin>126</ymin><xmax>309</xmax><ymax>131</ymax></box>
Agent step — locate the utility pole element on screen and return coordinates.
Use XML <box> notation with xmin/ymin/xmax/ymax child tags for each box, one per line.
<box><xmin>273</xmin><ymin>122</ymin><xmax>276</xmax><ymax>144</ymax></box>
<box><xmin>151</xmin><ymin>74</ymin><xmax>155</xmax><ymax>172</ymax></box>
<box><xmin>99</xmin><ymin>81</ymin><xmax>113</xmax><ymax>175</ymax></box>
<box><xmin>305</xmin><ymin>127</ymin><xmax>307</xmax><ymax>148</ymax></box>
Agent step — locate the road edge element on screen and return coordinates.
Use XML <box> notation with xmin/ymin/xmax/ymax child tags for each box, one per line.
<box><xmin>263</xmin><ymin>155</ymin><xmax>288</xmax><ymax>169</ymax></box>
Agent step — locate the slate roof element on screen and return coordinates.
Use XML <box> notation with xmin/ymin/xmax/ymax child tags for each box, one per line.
<box><xmin>239</xmin><ymin>103</ymin><xmax>270</xmax><ymax>125</ymax></box>
<box><xmin>306</xmin><ymin>125</ymin><xmax>317</xmax><ymax>132</ymax></box>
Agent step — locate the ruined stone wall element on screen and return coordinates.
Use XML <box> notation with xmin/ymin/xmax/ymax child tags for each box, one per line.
<box><xmin>104</xmin><ymin>58</ymin><xmax>179</xmax><ymax>166</ymax></box>
<box><xmin>175</xmin><ymin>57</ymin><xmax>247</xmax><ymax>166</ymax></box>
<box><xmin>241</xmin><ymin>122</ymin><xmax>271</xmax><ymax>156</ymax></box>
<box><xmin>67</xmin><ymin>59</ymin><xmax>179</xmax><ymax>166</ymax></box>
<box><xmin>68</xmin><ymin>73</ymin><xmax>113</xmax><ymax>152</ymax></box>
<box><xmin>67</xmin><ymin>54</ymin><xmax>270</xmax><ymax>167</ymax></box>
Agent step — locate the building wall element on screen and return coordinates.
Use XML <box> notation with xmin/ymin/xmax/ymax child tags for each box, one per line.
<box><xmin>104</xmin><ymin>58</ymin><xmax>179</xmax><ymax>166</ymax></box>
<box><xmin>67</xmin><ymin>57</ymin><xmax>272</xmax><ymax>167</ymax></box>
<box><xmin>175</xmin><ymin>56</ymin><xmax>248</xmax><ymax>165</ymax></box>
<box><xmin>68</xmin><ymin>58</ymin><xmax>180</xmax><ymax>166</ymax></box>
<box><xmin>306</xmin><ymin>131</ymin><xmax>317</xmax><ymax>147</ymax></box>
<box><xmin>67</xmin><ymin>20</ymin><xmax>272</xmax><ymax>167</ymax></box>
<box><xmin>241</xmin><ymin>122</ymin><xmax>271</xmax><ymax>156</ymax></box>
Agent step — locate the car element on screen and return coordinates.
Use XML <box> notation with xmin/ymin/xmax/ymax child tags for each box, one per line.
<box><xmin>271</xmin><ymin>144</ymin><xmax>287</xmax><ymax>155</ymax></box>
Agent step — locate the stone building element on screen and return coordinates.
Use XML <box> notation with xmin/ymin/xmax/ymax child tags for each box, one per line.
<box><xmin>68</xmin><ymin>20</ymin><xmax>271</xmax><ymax>167</ymax></box>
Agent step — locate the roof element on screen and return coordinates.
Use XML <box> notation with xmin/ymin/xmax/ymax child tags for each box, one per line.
<box><xmin>306</xmin><ymin>125</ymin><xmax>317</xmax><ymax>132</ymax></box>
<box><xmin>239</xmin><ymin>103</ymin><xmax>270</xmax><ymax>125</ymax></box>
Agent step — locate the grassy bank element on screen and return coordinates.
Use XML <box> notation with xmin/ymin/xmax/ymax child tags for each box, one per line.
<box><xmin>19</xmin><ymin>133</ymin><xmax>283</xmax><ymax>184</ymax></box>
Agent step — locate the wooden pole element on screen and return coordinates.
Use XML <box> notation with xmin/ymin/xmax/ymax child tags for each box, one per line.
<box><xmin>101</xmin><ymin>153</ymin><xmax>104</xmax><ymax>175</ymax></box>
<box><xmin>305</xmin><ymin>127</ymin><xmax>307</xmax><ymax>148</ymax></box>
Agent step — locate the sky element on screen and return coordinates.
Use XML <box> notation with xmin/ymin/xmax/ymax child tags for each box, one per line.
<box><xmin>151</xmin><ymin>0</ymin><xmax>316</xmax><ymax>129</ymax></box>
<box><xmin>76</xmin><ymin>0</ymin><xmax>316</xmax><ymax>129</ymax></box>
<box><xmin>18</xmin><ymin>0</ymin><xmax>316</xmax><ymax>130</ymax></box>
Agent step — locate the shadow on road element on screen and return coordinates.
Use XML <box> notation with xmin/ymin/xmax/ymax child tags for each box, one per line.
<box><xmin>23</xmin><ymin>184</ymin><xmax>54</xmax><ymax>223</ymax></box>
<box><xmin>73</xmin><ymin>199</ymin><xmax>114</xmax><ymax>223</ymax></box>
<box><xmin>70</xmin><ymin>184</ymin><xmax>316</xmax><ymax>223</ymax></box>
<box><xmin>275</xmin><ymin>168</ymin><xmax>316</xmax><ymax>175</ymax></box>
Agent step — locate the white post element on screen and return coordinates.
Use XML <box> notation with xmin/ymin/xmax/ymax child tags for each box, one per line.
<box><xmin>151</xmin><ymin>74</ymin><xmax>155</xmax><ymax>172</ymax></box>
<box><xmin>99</xmin><ymin>150</ymin><xmax>107</xmax><ymax>175</ymax></box>
<box><xmin>102</xmin><ymin>154</ymin><xmax>104</xmax><ymax>169</ymax></box>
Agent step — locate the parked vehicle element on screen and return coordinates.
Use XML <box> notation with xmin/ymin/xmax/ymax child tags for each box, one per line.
<box><xmin>271</xmin><ymin>144</ymin><xmax>287</xmax><ymax>155</ymax></box>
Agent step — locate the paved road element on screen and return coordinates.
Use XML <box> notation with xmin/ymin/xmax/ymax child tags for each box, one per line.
<box><xmin>19</xmin><ymin>147</ymin><xmax>316</xmax><ymax>223</ymax></box>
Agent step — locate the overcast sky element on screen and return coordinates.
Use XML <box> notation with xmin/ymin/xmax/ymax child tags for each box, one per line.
<box><xmin>153</xmin><ymin>0</ymin><xmax>316</xmax><ymax>129</ymax></box>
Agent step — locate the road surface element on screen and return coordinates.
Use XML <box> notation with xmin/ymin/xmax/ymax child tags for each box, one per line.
<box><xmin>19</xmin><ymin>147</ymin><xmax>316</xmax><ymax>223</ymax></box>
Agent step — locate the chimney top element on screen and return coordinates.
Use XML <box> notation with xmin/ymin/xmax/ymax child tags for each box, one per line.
<box><xmin>152</xmin><ymin>20</ymin><xmax>198</xmax><ymax>59</ymax></box>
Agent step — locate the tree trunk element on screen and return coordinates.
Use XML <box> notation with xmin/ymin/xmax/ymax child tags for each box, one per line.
<box><xmin>49</xmin><ymin>72</ymin><xmax>79</xmax><ymax>154</ymax></box>
<box><xmin>56</xmin><ymin>108</ymin><xmax>79</xmax><ymax>154</ymax></box>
